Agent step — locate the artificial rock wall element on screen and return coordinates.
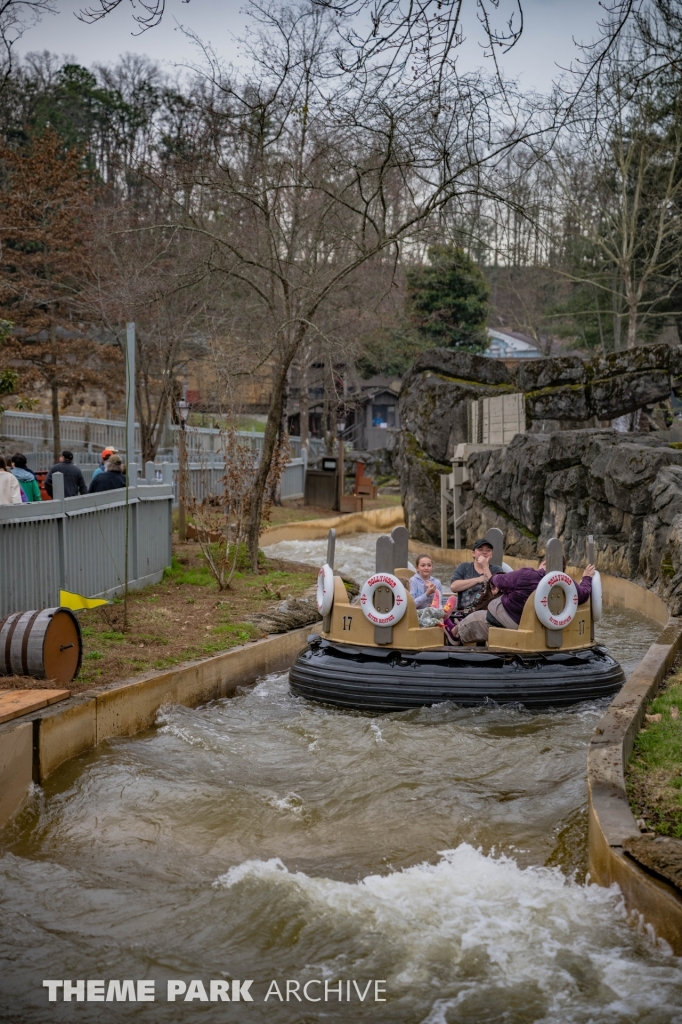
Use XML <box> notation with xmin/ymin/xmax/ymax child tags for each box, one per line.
<box><xmin>396</xmin><ymin>345</ymin><xmax>682</xmax><ymax>608</ymax></box>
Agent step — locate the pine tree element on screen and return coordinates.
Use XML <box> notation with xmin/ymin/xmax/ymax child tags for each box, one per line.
<box><xmin>405</xmin><ymin>245</ymin><xmax>490</xmax><ymax>352</ymax></box>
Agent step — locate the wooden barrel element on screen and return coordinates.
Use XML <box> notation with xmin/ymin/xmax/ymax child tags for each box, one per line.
<box><xmin>0</xmin><ymin>608</ymin><xmax>82</xmax><ymax>685</ymax></box>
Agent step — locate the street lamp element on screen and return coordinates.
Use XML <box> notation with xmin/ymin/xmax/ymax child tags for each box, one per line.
<box><xmin>177</xmin><ymin>398</ymin><xmax>189</xmax><ymax>542</ymax></box>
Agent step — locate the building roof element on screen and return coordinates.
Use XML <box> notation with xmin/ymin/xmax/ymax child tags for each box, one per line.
<box><xmin>484</xmin><ymin>329</ymin><xmax>541</xmax><ymax>359</ymax></box>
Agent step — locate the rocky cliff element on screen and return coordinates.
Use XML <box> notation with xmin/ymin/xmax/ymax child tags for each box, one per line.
<box><xmin>460</xmin><ymin>430</ymin><xmax>682</xmax><ymax>611</ymax></box>
<box><xmin>396</xmin><ymin>346</ymin><xmax>682</xmax><ymax>607</ymax></box>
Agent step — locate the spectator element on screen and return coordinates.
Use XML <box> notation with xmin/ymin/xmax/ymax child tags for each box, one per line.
<box><xmin>88</xmin><ymin>454</ymin><xmax>126</xmax><ymax>493</ymax></box>
<box><xmin>0</xmin><ymin>455</ymin><xmax>23</xmax><ymax>504</ymax></box>
<box><xmin>10</xmin><ymin>453</ymin><xmax>41</xmax><ymax>502</ymax></box>
<box><xmin>91</xmin><ymin>446</ymin><xmax>118</xmax><ymax>482</ymax></box>
<box><xmin>45</xmin><ymin>450</ymin><xmax>87</xmax><ymax>498</ymax></box>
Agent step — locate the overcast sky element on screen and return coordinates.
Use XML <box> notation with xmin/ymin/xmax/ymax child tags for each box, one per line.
<box><xmin>16</xmin><ymin>0</ymin><xmax>607</xmax><ymax>93</ymax></box>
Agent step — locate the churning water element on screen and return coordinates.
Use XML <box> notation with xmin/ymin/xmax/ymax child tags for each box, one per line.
<box><xmin>0</xmin><ymin>537</ymin><xmax>680</xmax><ymax>1023</ymax></box>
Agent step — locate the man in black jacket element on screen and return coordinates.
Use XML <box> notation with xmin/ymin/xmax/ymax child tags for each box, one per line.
<box><xmin>45</xmin><ymin>451</ymin><xmax>87</xmax><ymax>498</ymax></box>
<box><xmin>88</xmin><ymin>454</ymin><xmax>126</xmax><ymax>493</ymax></box>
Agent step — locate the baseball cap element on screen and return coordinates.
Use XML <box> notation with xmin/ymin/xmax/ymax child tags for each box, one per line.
<box><xmin>101</xmin><ymin>447</ymin><xmax>118</xmax><ymax>458</ymax></box>
<box><xmin>472</xmin><ymin>538</ymin><xmax>494</xmax><ymax>550</ymax></box>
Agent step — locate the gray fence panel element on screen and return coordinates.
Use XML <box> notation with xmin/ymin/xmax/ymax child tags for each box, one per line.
<box><xmin>164</xmin><ymin>457</ymin><xmax>305</xmax><ymax>505</ymax></box>
<box><xmin>137</xmin><ymin>495</ymin><xmax>173</xmax><ymax>578</ymax></box>
<box><xmin>0</xmin><ymin>515</ymin><xmax>62</xmax><ymax>612</ymax></box>
<box><xmin>0</xmin><ymin>410</ymin><xmax>312</xmax><ymax>462</ymax></box>
<box><xmin>64</xmin><ymin>502</ymin><xmax>130</xmax><ymax>599</ymax></box>
<box><xmin>0</xmin><ymin>484</ymin><xmax>173</xmax><ymax>616</ymax></box>
<box><xmin>280</xmin><ymin>459</ymin><xmax>305</xmax><ymax>500</ymax></box>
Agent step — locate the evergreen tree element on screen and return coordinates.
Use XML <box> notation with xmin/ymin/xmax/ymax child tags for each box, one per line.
<box><xmin>405</xmin><ymin>245</ymin><xmax>490</xmax><ymax>352</ymax></box>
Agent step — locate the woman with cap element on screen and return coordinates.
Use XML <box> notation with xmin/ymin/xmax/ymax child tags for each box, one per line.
<box><xmin>88</xmin><ymin>454</ymin><xmax>126</xmax><ymax>493</ymax></box>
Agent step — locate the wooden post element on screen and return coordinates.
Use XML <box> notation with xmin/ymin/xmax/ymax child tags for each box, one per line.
<box><xmin>391</xmin><ymin>525</ymin><xmax>409</xmax><ymax>569</ymax></box>
<box><xmin>374</xmin><ymin>534</ymin><xmax>395</xmax><ymax>645</ymax></box>
<box><xmin>337</xmin><ymin>436</ymin><xmax>344</xmax><ymax>511</ymax></box>
<box><xmin>484</xmin><ymin>527</ymin><xmax>504</xmax><ymax>567</ymax></box>
<box><xmin>544</xmin><ymin>536</ymin><xmax>564</xmax><ymax>649</ymax></box>
<box><xmin>441</xmin><ymin>474</ymin><xmax>449</xmax><ymax>549</ymax></box>
<box><xmin>588</xmin><ymin>534</ymin><xmax>595</xmax><ymax>642</ymax></box>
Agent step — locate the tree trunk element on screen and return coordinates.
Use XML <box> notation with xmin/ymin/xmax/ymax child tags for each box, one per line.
<box><xmin>51</xmin><ymin>379</ymin><xmax>61</xmax><ymax>463</ymax></box>
<box><xmin>49</xmin><ymin>324</ymin><xmax>61</xmax><ymax>462</ymax></box>
<box><xmin>299</xmin><ymin>353</ymin><xmax>310</xmax><ymax>451</ymax></box>
<box><xmin>627</xmin><ymin>303</ymin><xmax>638</xmax><ymax>350</ymax></box>
<box><xmin>245</xmin><ymin>355</ymin><xmax>293</xmax><ymax>570</ymax></box>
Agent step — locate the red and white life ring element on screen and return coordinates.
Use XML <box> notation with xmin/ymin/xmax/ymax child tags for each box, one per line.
<box><xmin>316</xmin><ymin>563</ymin><xmax>335</xmax><ymax>616</ymax></box>
<box><xmin>360</xmin><ymin>573</ymin><xmax>408</xmax><ymax>627</ymax></box>
<box><xmin>534</xmin><ymin>572</ymin><xmax>578</xmax><ymax>630</ymax></box>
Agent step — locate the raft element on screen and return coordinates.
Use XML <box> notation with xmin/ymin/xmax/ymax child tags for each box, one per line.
<box><xmin>290</xmin><ymin>637</ymin><xmax>624</xmax><ymax>711</ymax></box>
<box><xmin>289</xmin><ymin>527</ymin><xmax>626</xmax><ymax>712</ymax></box>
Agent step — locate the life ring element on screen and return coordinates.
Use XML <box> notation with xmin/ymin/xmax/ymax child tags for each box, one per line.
<box><xmin>316</xmin><ymin>564</ymin><xmax>334</xmax><ymax>616</ymax></box>
<box><xmin>534</xmin><ymin>572</ymin><xmax>578</xmax><ymax>630</ymax></box>
<box><xmin>591</xmin><ymin>571</ymin><xmax>602</xmax><ymax>623</ymax></box>
<box><xmin>360</xmin><ymin>573</ymin><xmax>408</xmax><ymax>627</ymax></box>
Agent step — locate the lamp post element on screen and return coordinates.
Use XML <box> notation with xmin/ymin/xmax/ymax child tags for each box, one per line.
<box><xmin>177</xmin><ymin>398</ymin><xmax>189</xmax><ymax>542</ymax></box>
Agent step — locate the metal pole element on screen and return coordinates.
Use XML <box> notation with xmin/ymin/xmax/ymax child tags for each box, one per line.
<box><xmin>126</xmin><ymin>323</ymin><xmax>136</xmax><ymax>473</ymax></box>
<box><xmin>124</xmin><ymin>322</ymin><xmax>135</xmax><ymax>631</ymax></box>
<box><xmin>178</xmin><ymin>423</ymin><xmax>187</xmax><ymax>542</ymax></box>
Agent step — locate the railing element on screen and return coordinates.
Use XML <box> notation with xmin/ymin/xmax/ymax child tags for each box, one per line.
<box><xmin>0</xmin><ymin>409</ymin><xmax>327</xmax><ymax>462</ymax></box>
<box><xmin>156</xmin><ymin>455</ymin><xmax>307</xmax><ymax>505</ymax></box>
<box><xmin>0</xmin><ymin>473</ymin><xmax>173</xmax><ymax>615</ymax></box>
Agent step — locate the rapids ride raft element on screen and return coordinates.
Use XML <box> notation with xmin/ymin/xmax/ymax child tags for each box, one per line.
<box><xmin>289</xmin><ymin>527</ymin><xmax>625</xmax><ymax>712</ymax></box>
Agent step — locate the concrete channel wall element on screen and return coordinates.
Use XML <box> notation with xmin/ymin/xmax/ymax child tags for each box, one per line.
<box><xmin>0</xmin><ymin>626</ymin><xmax>313</xmax><ymax>830</ymax></box>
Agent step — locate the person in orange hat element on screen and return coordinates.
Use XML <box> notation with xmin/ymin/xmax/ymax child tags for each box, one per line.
<box><xmin>91</xmin><ymin>446</ymin><xmax>118</xmax><ymax>483</ymax></box>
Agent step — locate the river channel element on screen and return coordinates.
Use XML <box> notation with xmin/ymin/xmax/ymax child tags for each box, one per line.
<box><xmin>1</xmin><ymin>535</ymin><xmax>681</xmax><ymax>1023</ymax></box>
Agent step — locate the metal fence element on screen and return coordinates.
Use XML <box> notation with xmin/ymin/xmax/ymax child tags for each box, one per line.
<box><xmin>0</xmin><ymin>472</ymin><xmax>173</xmax><ymax>616</ymax></box>
<box><xmin>0</xmin><ymin>409</ymin><xmax>327</xmax><ymax>462</ymax></box>
<box><xmin>156</xmin><ymin>455</ymin><xmax>307</xmax><ymax>505</ymax></box>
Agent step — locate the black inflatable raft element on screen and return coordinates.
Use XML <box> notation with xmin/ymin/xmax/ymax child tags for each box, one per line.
<box><xmin>289</xmin><ymin>636</ymin><xmax>625</xmax><ymax>712</ymax></box>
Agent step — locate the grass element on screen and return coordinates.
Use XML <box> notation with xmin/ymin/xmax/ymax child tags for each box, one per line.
<box><xmin>0</xmin><ymin>540</ymin><xmax>317</xmax><ymax>694</ymax></box>
<box><xmin>626</xmin><ymin>678</ymin><xmax>682</xmax><ymax>837</ymax></box>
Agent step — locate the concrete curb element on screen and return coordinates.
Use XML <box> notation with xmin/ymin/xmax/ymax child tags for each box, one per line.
<box><xmin>0</xmin><ymin>626</ymin><xmax>314</xmax><ymax>829</ymax></box>
<box><xmin>588</xmin><ymin>620</ymin><xmax>682</xmax><ymax>952</ymax></box>
<box><xmin>260</xmin><ymin>506</ymin><xmax>405</xmax><ymax>546</ymax></box>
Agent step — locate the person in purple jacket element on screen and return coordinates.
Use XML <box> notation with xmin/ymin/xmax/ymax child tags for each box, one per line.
<box><xmin>456</xmin><ymin>556</ymin><xmax>596</xmax><ymax>645</ymax></box>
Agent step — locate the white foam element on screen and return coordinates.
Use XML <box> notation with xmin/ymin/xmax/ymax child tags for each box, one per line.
<box><xmin>214</xmin><ymin>845</ymin><xmax>682</xmax><ymax>1019</ymax></box>
<box><xmin>268</xmin><ymin>792</ymin><xmax>305</xmax><ymax>815</ymax></box>
<box><xmin>263</xmin><ymin>535</ymin><xmax>377</xmax><ymax>583</ymax></box>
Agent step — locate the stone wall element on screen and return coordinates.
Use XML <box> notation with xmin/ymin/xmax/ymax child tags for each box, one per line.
<box><xmin>396</xmin><ymin>346</ymin><xmax>682</xmax><ymax>608</ymax></box>
<box><xmin>461</xmin><ymin>431</ymin><xmax>682</xmax><ymax>612</ymax></box>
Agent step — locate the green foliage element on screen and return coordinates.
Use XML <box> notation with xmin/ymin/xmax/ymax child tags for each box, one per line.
<box><xmin>627</xmin><ymin>680</ymin><xmax>682</xmax><ymax>837</ymax></box>
<box><xmin>163</xmin><ymin>555</ymin><xmax>214</xmax><ymax>587</ymax></box>
<box><xmin>357</xmin><ymin>327</ymin><xmax>435</xmax><ymax>378</ymax></box>
<box><xmin>405</xmin><ymin>245</ymin><xmax>490</xmax><ymax>352</ymax></box>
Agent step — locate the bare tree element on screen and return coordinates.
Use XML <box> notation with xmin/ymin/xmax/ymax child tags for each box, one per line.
<box><xmin>87</xmin><ymin>205</ymin><xmax>217</xmax><ymax>462</ymax></box>
<box><xmin>556</xmin><ymin>33</ymin><xmax>682</xmax><ymax>350</ymax></box>
<box><xmin>156</xmin><ymin>1</ymin><xmax>539</xmax><ymax>568</ymax></box>
<box><xmin>0</xmin><ymin>0</ymin><xmax>56</xmax><ymax>89</ymax></box>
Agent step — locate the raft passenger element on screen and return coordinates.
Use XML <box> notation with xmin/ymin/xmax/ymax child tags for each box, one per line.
<box><xmin>448</xmin><ymin>539</ymin><xmax>503</xmax><ymax>613</ymax></box>
<box><xmin>410</xmin><ymin>555</ymin><xmax>443</xmax><ymax>609</ymax></box>
<box><xmin>457</xmin><ymin>557</ymin><xmax>596</xmax><ymax>644</ymax></box>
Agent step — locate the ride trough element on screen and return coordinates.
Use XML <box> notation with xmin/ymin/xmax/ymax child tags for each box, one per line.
<box><xmin>289</xmin><ymin>527</ymin><xmax>625</xmax><ymax>712</ymax></box>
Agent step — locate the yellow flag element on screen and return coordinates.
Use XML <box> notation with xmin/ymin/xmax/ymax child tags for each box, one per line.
<box><xmin>59</xmin><ymin>589</ymin><xmax>109</xmax><ymax>611</ymax></box>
